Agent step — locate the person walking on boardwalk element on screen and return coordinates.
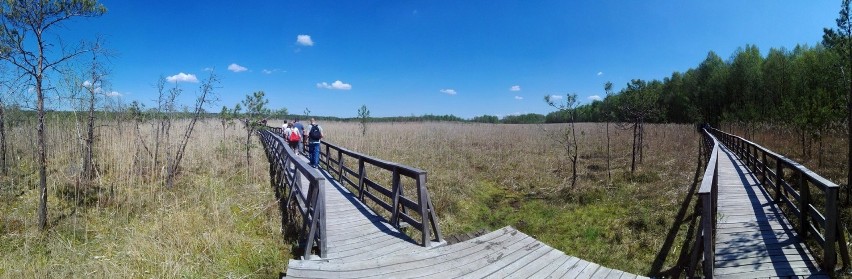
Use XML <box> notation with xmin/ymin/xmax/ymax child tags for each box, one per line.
<box><xmin>307</xmin><ymin>118</ymin><xmax>324</xmax><ymax>168</ymax></box>
<box><xmin>285</xmin><ymin>122</ymin><xmax>301</xmax><ymax>152</ymax></box>
<box><xmin>293</xmin><ymin>118</ymin><xmax>305</xmax><ymax>155</ymax></box>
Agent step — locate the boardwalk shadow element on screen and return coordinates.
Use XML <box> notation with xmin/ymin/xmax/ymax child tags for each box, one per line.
<box><xmin>649</xmin><ymin>139</ymin><xmax>703</xmax><ymax>278</ymax></box>
<box><xmin>713</xmin><ymin>145</ymin><xmax>819</xmax><ymax>275</ymax></box>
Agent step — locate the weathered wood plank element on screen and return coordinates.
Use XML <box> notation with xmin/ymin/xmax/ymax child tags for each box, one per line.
<box><xmin>517</xmin><ymin>252</ymin><xmax>572</xmax><ymax>278</ymax></box>
<box><xmin>471</xmin><ymin>242</ymin><xmax>554</xmax><ymax>278</ymax></box>
<box><xmin>501</xmin><ymin>249</ymin><xmax>567</xmax><ymax>278</ymax></box>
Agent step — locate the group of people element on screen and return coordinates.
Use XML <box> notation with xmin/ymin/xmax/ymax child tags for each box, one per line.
<box><xmin>282</xmin><ymin>118</ymin><xmax>324</xmax><ymax>168</ymax></box>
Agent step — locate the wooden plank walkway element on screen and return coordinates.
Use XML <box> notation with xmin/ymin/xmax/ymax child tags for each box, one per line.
<box><xmin>284</xmin><ymin>155</ymin><xmax>646</xmax><ymax>278</ymax></box>
<box><xmin>713</xmin><ymin>144</ymin><xmax>827</xmax><ymax>278</ymax></box>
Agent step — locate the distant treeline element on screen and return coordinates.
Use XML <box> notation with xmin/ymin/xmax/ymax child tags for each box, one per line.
<box><xmin>541</xmin><ymin>44</ymin><xmax>844</xmax><ymax>131</ymax></box>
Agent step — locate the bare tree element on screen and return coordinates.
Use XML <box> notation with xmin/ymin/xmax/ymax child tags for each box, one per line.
<box><xmin>164</xmin><ymin>73</ymin><xmax>218</xmax><ymax>188</ymax></box>
<box><xmin>603</xmin><ymin>81</ymin><xmax>614</xmax><ymax>185</ymax></box>
<box><xmin>614</xmin><ymin>79</ymin><xmax>658</xmax><ymax>173</ymax></box>
<box><xmin>0</xmin><ymin>0</ymin><xmax>106</xmax><ymax>230</ymax></box>
<box><xmin>544</xmin><ymin>93</ymin><xmax>580</xmax><ymax>190</ymax></box>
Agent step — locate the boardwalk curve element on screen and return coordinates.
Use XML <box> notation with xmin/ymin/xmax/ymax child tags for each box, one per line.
<box><xmin>258</xmin><ymin>128</ymin><xmax>646</xmax><ymax>278</ymax></box>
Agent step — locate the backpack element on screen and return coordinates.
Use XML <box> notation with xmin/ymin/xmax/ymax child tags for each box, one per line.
<box><xmin>288</xmin><ymin>129</ymin><xmax>301</xmax><ymax>142</ymax></box>
<box><xmin>309</xmin><ymin>125</ymin><xmax>322</xmax><ymax>141</ymax></box>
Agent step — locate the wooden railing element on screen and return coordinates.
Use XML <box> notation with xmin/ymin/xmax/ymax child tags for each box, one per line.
<box><xmin>268</xmin><ymin>126</ymin><xmax>443</xmax><ymax>247</ymax></box>
<box><xmin>687</xmin><ymin>127</ymin><xmax>720</xmax><ymax>278</ymax></box>
<box><xmin>711</xmin><ymin>128</ymin><xmax>850</xmax><ymax>275</ymax></box>
<box><xmin>257</xmin><ymin>129</ymin><xmax>327</xmax><ymax>259</ymax></box>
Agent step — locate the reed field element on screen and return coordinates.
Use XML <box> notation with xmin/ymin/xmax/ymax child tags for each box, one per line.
<box><xmin>1</xmin><ymin>116</ymin><xmax>711</xmax><ymax>277</ymax></box>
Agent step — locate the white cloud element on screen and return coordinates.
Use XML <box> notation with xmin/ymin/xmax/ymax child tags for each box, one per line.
<box><xmin>510</xmin><ymin>85</ymin><xmax>521</xmax><ymax>91</ymax></box>
<box><xmin>262</xmin><ymin>69</ymin><xmax>283</xmax><ymax>74</ymax></box>
<box><xmin>588</xmin><ymin>95</ymin><xmax>602</xmax><ymax>101</ymax></box>
<box><xmin>166</xmin><ymin>72</ymin><xmax>199</xmax><ymax>83</ymax></box>
<box><xmin>316</xmin><ymin>80</ymin><xmax>352</xmax><ymax>90</ymax></box>
<box><xmin>203</xmin><ymin>67</ymin><xmax>214</xmax><ymax>72</ymax></box>
<box><xmin>82</xmin><ymin>80</ymin><xmax>93</xmax><ymax>88</ymax></box>
<box><xmin>549</xmin><ymin>95</ymin><xmax>563</xmax><ymax>100</ymax></box>
<box><xmin>440</xmin><ymin>88</ymin><xmax>457</xmax><ymax>95</ymax></box>
<box><xmin>597</xmin><ymin>71</ymin><xmax>603</xmax><ymax>76</ymax></box>
<box><xmin>228</xmin><ymin>63</ymin><xmax>248</xmax><ymax>73</ymax></box>
<box><xmin>296</xmin><ymin>34</ymin><xmax>314</xmax><ymax>46</ymax></box>
<box><xmin>106</xmin><ymin>91</ymin><xmax>121</xmax><ymax>97</ymax></box>
<box><xmin>514</xmin><ymin>96</ymin><xmax>523</xmax><ymax>100</ymax></box>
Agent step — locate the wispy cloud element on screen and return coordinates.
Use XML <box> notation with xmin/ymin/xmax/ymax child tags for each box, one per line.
<box><xmin>597</xmin><ymin>71</ymin><xmax>603</xmax><ymax>76</ymax></box>
<box><xmin>296</xmin><ymin>34</ymin><xmax>314</xmax><ymax>46</ymax></box>
<box><xmin>228</xmin><ymin>63</ymin><xmax>248</xmax><ymax>73</ymax></box>
<box><xmin>440</xmin><ymin>88</ymin><xmax>457</xmax><ymax>95</ymax></box>
<box><xmin>203</xmin><ymin>67</ymin><xmax>214</xmax><ymax>72</ymax></box>
<box><xmin>316</xmin><ymin>80</ymin><xmax>352</xmax><ymax>90</ymax></box>
<box><xmin>166</xmin><ymin>72</ymin><xmax>199</xmax><ymax>83</ymax></box>
<box><xmin>262</xmin><ymin>69</ymin><xmax>283</xmax><ymax>74</ymax></box>
<box><xmin>549</xmin><ymin>95</ymin><xmax>563</xmax><ymax>100</ymax></box>
<box><xmin>588</xmin><ymin>95</ymin><xmax>602</xmax><ymax>101</ymax></box>
<box><xmin>514</xmin><ymin>96</ymin><xmax>523</xmax><ymax>100</ymax></box>
<box><xmin>510</xmin><ymin>85</ymin><xmax>521</xmax><ymax>91</ymax></box>
<box><xmin>106</xmin><ymin>91</ymin><xmax>122</xmax><ymax>97</ymax></box>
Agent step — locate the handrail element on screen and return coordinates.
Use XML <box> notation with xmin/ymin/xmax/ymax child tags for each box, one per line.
<box><xmin>711</xmin><ymin>128</ymin><xmax>850</xmax><ymax>276</ymax></box>
<box><xmin>268</xmin><ymin>126</ymin><xmax>443</xmax><ymax>247</ymax></box>
<box><xmin>687</xmin><ymin>127</ymin><xmax>720</xmax><ymax>278</ymax></box>
<box><xmin>257</xmin><ymin>129</ymin><xmax>327</xmax><ymax>259</ymax></box>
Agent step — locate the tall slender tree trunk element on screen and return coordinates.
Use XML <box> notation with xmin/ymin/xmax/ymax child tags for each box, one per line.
<box><xmin>37</xmin><ymin>66</ymin><xmax>47</xmax><ymax>231</ymax></box>
<box><xmin>83</xmin><ymin>87</ymin><xmax>95</xmax><ymax>180</ymax></box>
<box><xmin>847</xmin><ymin>82</ymin><xmax>851</xmax><ymax>204</ymax></box>
<box><xmin>570</xmin><ymin>118</ymin><xmax>578</xmax><ymax>188</ymax></box>
<box><xmin>639</xmin><ymin>120</ymin><xmax>644</xmax><ymax>164</ymax></box>
<box><xmin>606</xmin><ymin>121</ymin><xmax>611</xmax><ymax>185</ymax></box>
<box><xmin>631</xmin><ymin>123</ymin><xmax>637</xmax><ymax>173</ymax></box>
<box><xmin>245</xmin><ymin>124</ymin><xmax>252</xmax><ymax>178</ymax></box>
<box><xmin>0</xmin><ymin>100</ymin><xmax>6</xmax><ymax>176</ymax></box>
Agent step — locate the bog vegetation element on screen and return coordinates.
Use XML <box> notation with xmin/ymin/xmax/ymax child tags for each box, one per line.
<box><xmin>1</xmin><ymin>114</ymin><xmax>705</xmax><ymax>277</ymax></box>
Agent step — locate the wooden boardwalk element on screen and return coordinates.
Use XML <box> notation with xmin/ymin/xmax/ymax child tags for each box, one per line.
<box><xmin>713</xmin><ymin>144</ymin><xmax>826</xmax><ymax>278</ymax></box>
<box><xmin>283</xmin><ymin>155</ymin><xmax>647</xmax><ymax>278</ymax></box>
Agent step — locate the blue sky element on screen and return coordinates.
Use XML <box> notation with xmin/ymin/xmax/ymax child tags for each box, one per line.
<box><xmin>58</xmin><ymin>1</ymin><xmax>838</xmax><ymax>118</ymax></box>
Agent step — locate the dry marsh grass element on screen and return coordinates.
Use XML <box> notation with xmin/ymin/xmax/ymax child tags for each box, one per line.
<box><xmin>1</xmin><ymin>115</ymin><xmax>286</xmax><ymax>278</ymax></box>
<box><xmin>2</xmin><ymin>116</ymin><xmax>702</xmax><ymax>277</ymax></box>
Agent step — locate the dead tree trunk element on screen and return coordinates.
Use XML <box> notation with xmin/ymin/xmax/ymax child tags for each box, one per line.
<box><xmin>606</xmin><ymin>121</ymin><xmax>611</xmax><ymax>185</ymax></box>
<box><xmin>245</xmin><ymin>122</ymin><xmax>252</xmax><ymax>178</ymax></box>
<box><xmin>82</xmin><ymin>79</ymin><xmax>96</xmax><ymax>181</ymax></box>
<box><xmin>0</xmin><ymin>100</ymin><xmax>6</xmax><ymax>176</ymax></box>
<box><xmin>631</xmin><ymin>122</ymin><xmax>638</xmax><ymax>173</ymax></box>
<box><xmin>37</xmin><ymin>70</ymin><xmax>48</xmax><ymax>230</ymax></box>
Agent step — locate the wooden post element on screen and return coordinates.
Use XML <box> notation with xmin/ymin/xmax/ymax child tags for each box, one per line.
<box><xmin>799</xmin><ymin>173</ymin><xmax>809</xmax><ymax>239</ymax></box>
<box><xmin>358</xmin><ymin>158</ymin><xmax>366</xmax><ymax>200</ymax></box>
<box><xmin>776</xmin><ymin>163</ymin><xmax>785</xmax><ymax>202</ymax></box>
<box><xmin>701</xmin><ymin>193</ymin><xmax>714</xmax><ymax>279</ymax></box>
<box><xmin>825</xmin><ymin>186</ymin><xmax>838</xmax><ymax>275</ymax></box>
<box><xmin>390</xmin><ymin>167</ymin><xmax>402</xmax><ymax>228</ymax></box>
<box><xmin>337</xmin><ymin>150</ymin><xmax>344</xmax><ymax>182</ymax></box>
<box><xmin>317</xmin><ymin>177</ymin><xmax>327</xmax><ymax>258</ymax></box>
<box><xmin>761</xmin><ymin>152</ymin><xmax>768</xmax><ymax>187</ymax></box>
<box><xmin>303</xmin><ymin>179</ymin><xmax>318</xmax><ymax>259</ymax></box>
<box><xmin>416</xmin><ymin>172</ymin><xmax>431</xmax><ymax>247</ymax></box>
